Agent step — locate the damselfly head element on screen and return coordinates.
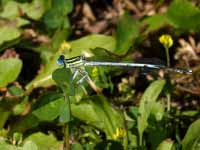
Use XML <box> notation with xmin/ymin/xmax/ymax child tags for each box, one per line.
<box><xmin>57</xmin><ymin>55</ymin><xmax>65</xmax><ymax>66</ymax></box>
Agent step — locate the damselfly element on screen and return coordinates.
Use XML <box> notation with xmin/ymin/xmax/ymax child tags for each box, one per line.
<box><xmin>57</xmin><ymin>55</ymin><xmax>192</xmax><ymax>85</ymax></box>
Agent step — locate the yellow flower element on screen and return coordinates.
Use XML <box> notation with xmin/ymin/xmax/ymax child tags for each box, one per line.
<box><xmin>159</xmin><ymin>34</ymin><xmax>173</xmax><ymax>48</ymax></box>
<box><xmin>92</xmin><ymin>67</ymin><xmax>98</xmax><ymax>78</ymax></box>
<box><xmin>113</xmin><ymin>128</ymin><xmax>125</xmax><ymax>140</ymax></box>
<box><xmin>59</xmin><ymin>41</ymin><xmax>71</xmax><ymax>51</ymax></box>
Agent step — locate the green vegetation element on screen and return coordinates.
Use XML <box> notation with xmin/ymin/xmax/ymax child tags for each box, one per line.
<box><xmin>0</xmin><ymin>0</ymin><xmax>199</xmax><ymax>149</ymax></box>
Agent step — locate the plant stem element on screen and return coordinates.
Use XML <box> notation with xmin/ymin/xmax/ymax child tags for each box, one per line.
<box><xmin>122</xmin><ymin>110</ymin><xmax>129</xmax><ymax>150</ymax></box>
<box><xmin>164</xmin><ymin>46</ymin><xmax>170</xmax><ymax>67</ymax></box>
<box><xmin>63</xmin><ymin>123</ymin><xmax>70</xmax><ymax>150</ymax></box>
<box><xmin>166</xmin><ymin>93</ymin><xmax>171</xmax><ymax>112</ymax></box>
<box><xmin>63</xmin><ymin>94</ymin><xmax>71</xmax><ymax>150</ymax></box>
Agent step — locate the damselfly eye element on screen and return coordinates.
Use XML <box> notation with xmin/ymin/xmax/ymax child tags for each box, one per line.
<box><xmin>57</xmin><ymin>55</ymin><xmax>65</xmax><ymax>65</ymax></box>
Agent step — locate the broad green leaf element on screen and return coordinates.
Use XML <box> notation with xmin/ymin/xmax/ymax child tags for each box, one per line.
<box><xmin>167</xmin><ymin>0</ymin><xmax>200</xmax><ymax>31</ymax></box>
<box><xmin>0</xmin><ymin>143</ymin><xmax>18</xmax><ymax>150</ymax></box>
<box><xmin>0</xmin><ymin>26</ymin><xmax>21</xmax><ymax>46</ymax></box>
<box><xmin>137</xmin><ymin>80</ymin><xmax>166</xmax><ymax>145</ymax></box>
<box><xmin>0</xmin><ymin>1</ymin><xmax>19</xmax><ymax>19</ymax></box>
<box><xmin>71</xmin><ymin>95</ymin><xmax>124</xmax><ymax>139</ymax></box>
<box><xmin>12</xmin><ymin>96</ymin><xmax>29</xmax><ymax>115</ymax></box>
<box><xmin>24</xmin><ymin>132</ymin><xmax>62</xmax><ymax>150</ymax></box>
<box><xmin>43</xmin><ymin>9</ymin><xmax>65</xmax><ymax>29</ymax></box>
<box><xmin>182</xmin><ymin>119</ymin><xmax>200</xmax><ymax>150</ymax></box>
<box><xmin>43</xmin><ymin>0</ymin><xmax>72</xmax><ymax>29</ymax></box>
<box><xmin>33</xmin><ymin>97</ymin><xmax>65</xmax><ymax>121</ymax></box>
<box><xmin>52</xmin><ymin>68</ymin><xmax>75</xmax><ymax>96</ymax></box>
<box><xmin>32</xmin><ymin>92</ymin><xmax>71</xmax><ymax>123</ymax></box>
<box><xmin>142</xmin><ymin>14</ymin><xmax>169</xmax><ymax>33</ymax></box>
<box><xmin>22</xmin><ymin>0</ymin><xmax>46</xmax><ymax>20</ymax></box>
<box><xmin>156</xmin><ymin>139</ymin><xmax>173</xmax><ymax>150</ymax></box>
<box><xmin>0</xmin><ymin>58</ymin><xmax>22</xmax><ymax>87</ymax></box>
<box><xmin>151</xmin><ymin>101</ymin><xmax>165</xmax><ymax>121</ymax></box>
<box><xmin>52</xmin><ymin>0</ymin><xmax>73</xmax><ymax>15</ymax></box>
<box><xmin>72</xmin><ymin>143</ymin><xmax>83</xmax><ymax>150</ymax></box>
<box><xmin>116</xmin><ymin>13</ymin><xmax>139</xmax><ymax>55</ymax></box>
<box><xmin>59</xmin><ymin>99</ymin><xmax>71</xmax><ymax>123</ymax></box>
<box><xmin>23</xmin><ymin>141</ymin><xmax>38</xmax><ymax>150</ymax></box>
<box><xmin>69</xmin><ymin>34</ymin><xmax>116</xmax><ymax>56</ymax></box>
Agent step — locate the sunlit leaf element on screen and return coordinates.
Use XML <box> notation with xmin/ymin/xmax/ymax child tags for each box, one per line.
<box><xmin>137</xmin><ymin>80</ymin><xmax>166</xmax><ymax>145</ymax></box>
<box><xmin>0</xmin><ymin>58</ymin><xmax>22</xmax><ymax>87</ymax></box>
<box><xmin>0</xmin><ymin>26</ymin><xmax>21</xmax><ymax>46</ymax></box>
<box><xmin>0</xmin><ymin>143</ymin><xmax>18</xmax><ymax>150</ymax></box>
<box><xmin>24</xmin><ymin>132</ymin><xmax>62</xmax><ymax>150</ymax></box>
<box><xmin>182</xmin><ymin>119</ymin><xmax>200</xmax><ymax>150</ymax></box>
<box><xmin>69</xmin><ymin>34</ymin><xmax>116</xmax><ymax>56</ymax></box>
<box><xmin>151</xmin><ymin>101</ymin><xmax>165</xmax><ymax>121</ymax></box>
<box><xmin>33</xmin><ymin>97</ymin><xmax>65</xmax><ymax>121</ymax></box>
<box><xmin>23</xmin><ymin>141</ymin><xmax>38</xmax><ymax>150</ymax></box>
<box><xmin>22</xmin><ymin>0</ymin><xmax>46</xmax><ymax>20</ymax></box>
<box><xmin>156</xmin><ymin>139</ymin><xmax>173</xmax><ymax>150</ymax></box>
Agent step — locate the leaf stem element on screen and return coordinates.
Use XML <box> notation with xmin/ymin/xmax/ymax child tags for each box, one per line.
<box><xmin>63</xmin><ymin>94</ymin><xmax>71</xmax><ymax>150</ymax></box>
<box><xmin>164</xmin><ymin>46</ymin><xmax>170</xmax><ymax>67</ymax></box>
<box><xmin>63</xmin><ymin>123</ymin><xmax>70</xmax><ymax>150</ymax></box>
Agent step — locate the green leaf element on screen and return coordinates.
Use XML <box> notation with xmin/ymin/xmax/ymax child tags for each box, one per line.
<box><xmin>24</xmin><ymin>132</ymin><xmax>62</xmax><ymax>150</ymax></box>
<box><xmin>69</xmin><ymin>34</ymin><xmax>116</xmax><ymax>56</ymax></box>
<box><xmin>137</xmin><ymin>80</ymin><xmax>166</xmax><ymax>145</ymax></box>
<box><xmin>0</xmin><ymin>1</ymin><xmax>19</xmax><ymax>19</ymax></box>
<box><xmin>182</xmin><ymin>119</ymin><xmax>200</xmax><ymax>150</ymax></box>
<box><xmin>0</xmin><ymin>143</ymin><xmax>18</xmax><ymax>150</ymax></box>
<box><xmin>43</xmin><ymin>9</ymin><xmax>65</xmax><ymax>29</ymax></box>
<box><xmin>116</xmin><ymin>13</ymin><xmax>139</xmax><ymax>55</ymax></box>
<box><xmin>142</xmin><ymin>14</ymin><xmax>169</xmax><ymax>33</ymax></box>
<box><xmin>23</xmin><ymin>141</ymin><xmax>38</xmax><ymax>150</ymax></box>
<box><xmin>0</xmin><ymin>58</ymin><xmax>22</xmax><ymax>87</ymax></box>
<box><xmin>156</xmin><ymin>139</ymin><xmax>173</xmax><ymax>150</ymax></box>
<box><xmin>52</xmin><ymin>0</ymin><xmax>73</xmax><ymax>15</ymax></box>
<box><xmin>0</xmin><ymin>26</ymin><xmax>21</xmax><ymax>46</ymax></box>
<box><xmin>151</xmin><ymin>101</ymin><xmax>165</xmax><ymax>121</ymax></box>
<box><xmin>52</xmin><ymin>68</ymin><xmax>75</xmax><ymax>96</ymax></box>
<box><xmin>59</xmin><ymin>99</ymin><xmax>70</xmax><ymax>123</ymax></box>
<box><xmin>0</xmin><ymin>108</ymin><xmax>10</xmax><ymax>129</ymax></box>
<box><xmin>8</xmin><ymin>85</ymin><xmax>24</xmax><ymax>96</ymax></box>
<box><xmin>22</xmin><ymin>0</ymin><xmax>46</xmax><ymax>20</ymax></box>
<box><xmin>43</xmin><ymin>0</ymin><xmax>73</xmax><ymax>29</ymax></box>
<box><xmin>33</xmin><ymin>97</ymin><xmax>65</xmax><ymax>121</ymax></box>
<box><xmin>167</xmin><ymin>0</ymin><xmax>200</xmax><ymax>31</ymax></box>
<box><xmin>71</xmin><ymin>95</ymin><xmax>124</xmax><ymax>139</ymax></box>
<box><xmin>12</xmin><ymin>96</ymin><xmax>29</xmax><ymax>115</ymax></box>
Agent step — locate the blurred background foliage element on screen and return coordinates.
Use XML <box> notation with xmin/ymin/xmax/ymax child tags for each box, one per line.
<box><xmin>0</xmin><ymin>0</ymin><xmax>199</xmax><ymax>150</ymax></box>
